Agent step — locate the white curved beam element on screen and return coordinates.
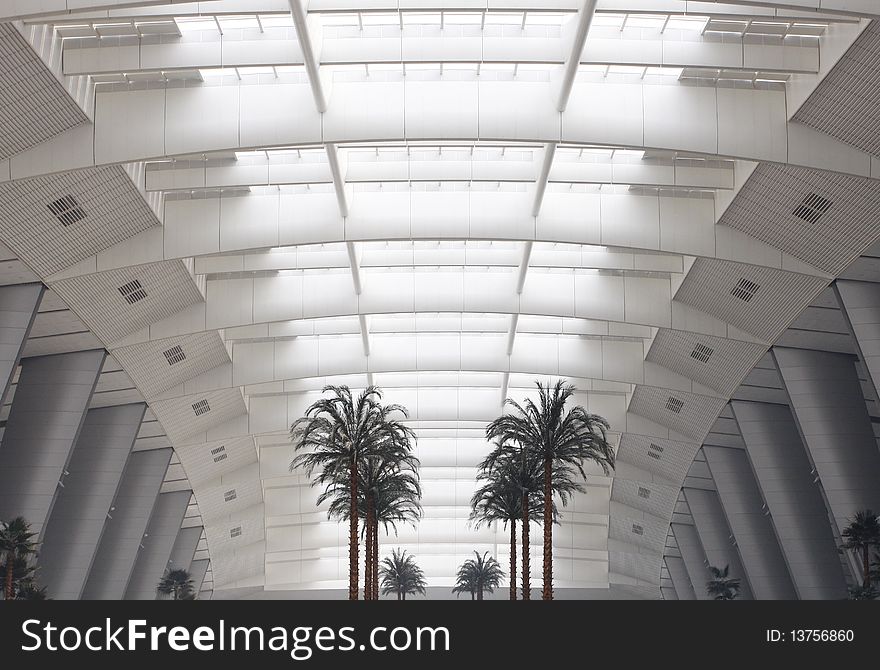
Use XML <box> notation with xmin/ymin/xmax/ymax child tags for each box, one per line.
<box><xmin>7</xmin><ymin>77</ymin><xmax>877</xmax><ymax>181</ymax></box>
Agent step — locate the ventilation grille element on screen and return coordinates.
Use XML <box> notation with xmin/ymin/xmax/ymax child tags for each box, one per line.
<box><xmin>665</xmin><ymin>397</ymin><xmax>684</xmax><ymax>414</ymax></box>
<box><xmin>229</xmin><ymin>526</ymin><xmax>242</xmax><ymax>539</ymax></box>
<box><xmin>118</xmin><ymin>279</ymin><xmax>147</xmax><ymax>305</ymax></box>
<box><xmin>631</xmin><ymin>523</ymin><xmax>644</xmax><ymax>536</ymax></box>
<box><xmin>730</xmin><ymin>278</ymin><xmax>760</xmax><ymax>303</ymax></box>
<box><xmin>792</xmin><ymin>192</ymin><xmax>833</xmax><ymax>224</ymax></box>
<box><xmin>192</xmin><ymin>399</ymin><xmax>211</xmax><ymax>416</ymax></box>
<box><xmin>162</xmin><ymin>344</ymin><xmax>186</xmax><ymax>366</ymax></box>
<box><xmin>690</xmin><ymin>343</ymin><xmax>714</xmax><ymax>363</ymax></box>
<box><xmin>223</xmin><ymin>489</ymin><xmax>237</xmax><ymax>503</ymax></box>
<box><xmin>210</xmin><ymin>445</ymin><xmax>227</xmax><ymax>463</ymax></box>
<box><xmin>637</xmin><ymin>486</ymin><xmax>651</xmax><ymax>499</ymax></box>
<box><xmin>647</xmin><ymin>443</ymin><xmax>664</xmax><ymax>461</ymax></box>
<box><xmin>47</xmin><ymin>194</ymin><xmax>87</xmax><ymax>227</ymax></box>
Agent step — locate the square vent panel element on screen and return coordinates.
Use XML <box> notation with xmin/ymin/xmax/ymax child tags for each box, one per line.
<box><xmin>674</xmin><ymin>258</ymin><xmax>827</xmax><ymax>343</ymax></box>
<box><xmin>646</xmin><ymin>330</ymin><xmax>766</xmax><ymax>397</ymax></box>
<box><xmin>718</xmin><ymin>162</ymin><xmax>880</xmax><ymax>275</ymax></box>
<box><xmin>223</xmin><ymin>489</ymin><xmax>237</xmax><ymax>503</ymax></box>
<box><xmin>617</xmin><ymin>434</ymin><xmax>701</xmax><ymax>485</ymax></box>
<box><xmin>211</xmin><ymin>445</ymin><xmax>227</xmax><ymax>463</ymax></box>
<box><xmin>792</xmin><ymin>192</ymin><xmax>832</xmax><ymax>223</ymax></box>
<box><xmin>118</xmin><ymin>279</ymin><xmax>148</xmax><ymax>305</ymax></box>
<box><xmin>730</xmin><ymin>278</ymin><xmax>760</xmax><ymax>302</ymax></box>
<box><xmin>631</xmin><ymin>523</ymin><xmax>644</xmax><ymax>535</ymax></box>
<box><xmin>47</xmin><ymin>194</ymin><xmax>87</xmax><ymax>227</ymax></box>
<box><xmin>630</xmin><ymin>386</ymin><xmax>726</xmax><ymax>441</ymax></box>
<box><xmin>175</xmin><ymin>436</ymin><xmax>257</xmax><ymax>488</ymax></box>
<box><xmin>611</xmin><ymin>477</ymin><xmax>679</xmax><ymax>520</ymax></box>
<box><xmin>229</xmin><ymin>526</ymin><xmax>242</xmax><ymax>539</ymax></box>
<box><xmin>163</xmin><ymin>344</ymin><xmax>186</xmax><ymax>365</ymax></box>
<box><xmin>638</xmin><ymin>487</ymin><xmax>651</xmax><ymax>499</ymax></box>
<box><xmin>113</xmin><ymin>331</ymin><xmax>230</xmax><ymax>399</ymax></box>
<box><xmin>192</xmin><ymin>399</ymin><xmax>211</xmax><ymax>416</ymax></box>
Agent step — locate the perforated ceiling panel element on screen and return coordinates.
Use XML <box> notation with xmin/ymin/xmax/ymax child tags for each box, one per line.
<box><xmin>609</xmin><ymin>512</ymin><xmax>668</xmax><ymax>553</ymax></box>
<box><xmin>0</xmin><ymin>165</ymin><xmax>160</xmax><ymax>276</ymax></box>
<box><xmin>675</xmin><ymin>258</ymin><xmax>829</xmax><ymax>344</ymax></box>
<box><xmin>196</xmin><ymin>465</ymin><xmax>263</xmax><ymax>522</ymax></box>
<box><xmin>793</xmin><ymin>22</ymin><xmax>880</xmax><ymax>156</ymax></box>
<box><xmin>0</xmin><ymin>23</ymin><xmax>88</xmax><ymax>159</ymax></box>
<box><xmin>151</xmin><ymin>387</ymin><xmax>247</xmax><ymax>443</ymax></box>
<box><xmin>628</xmin><ymin>386</ymin><xmax>727</xmax><ymax>442</ymax></box>
<box><xmin>608</xmin><ymin>550</ymin><xmax>661</xmax><ymax>585</ymax></box>
<box><xmin>175</xmin><ymin>435</ymin><xmax>258</xmax><ymax>487</ymax></box>
<box><xmin>208</xmin><ymin>539</ymin><xmax>265</xmax><ymax>589</ymax></box>
<box><xmin>616</xmin><ymin>434</ymin><xmax>701</xmax><ymax>486</ymax></box>
<box><xmin>51</xmin><ymin>260</ymin><xmax>205</xmax><ymax>344</ymax></box>
<box><xmin>718</xmin><ymin>163</ymin><xmax>880</xmax><ymax>275</ymax></box>
<box><xmin>646</xmin><ymin>329</ymin><xmax>767</xmax><ymax>397</ymax></box>
<box><xmin>611</xmin><ymin>477</ymin><xmax>680</xmax><ymax>522</ymax></box>
<box><xmin>113</xmin><ymin>331</ymin><xmax>230</xmax><ymax>399</ymax></box>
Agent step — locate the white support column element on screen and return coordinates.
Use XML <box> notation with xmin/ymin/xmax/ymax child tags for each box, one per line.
<box><xmin>557</xmin><ymin>0</ymin><xmax>599</xmax><ymax>112</ymax></box>
<box><xmin>506</xmin><ymin>314</ymin><xmax>519</xmax><ymax>356</ymax></box>
<box><xmin>500</xmin><ymin>372</ymin><xmax>510</xmax><ymax>408</ymax></box>
<box><xmin>515</xmin><ymin>242</ymin><xmax>533</xmax><ymax>295</ymax></box>
<box><xmin>326</xmin><ymin>143</ymin><xmax>348</xmax><ymax>217</ymax></box>
<box><xmin>532</xmin><ymin>142</ymin><xmax>557</xmax><ymax>217</ymax></box>
<box><xmin>346</xmin><ymin>241</ymin><xmax>362</xmax><ymax>295</ymax></box>
<box><xmin>288</xmin><ymin>0</ymin><xmax>327</xmax><ymax>113</ymax></box>
<box><xmin>358</xmin><ymin>314</ymin><xmax>371</xmax><ymax>357</ymax></box>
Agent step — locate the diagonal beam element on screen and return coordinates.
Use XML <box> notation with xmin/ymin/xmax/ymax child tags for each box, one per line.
<box><xmin>531</xmin><ymin>142</ymin><xmax>557</xmax><ymax>217</ymax></box>
<box><xmin>557</xmin><ymin>0</ymin><xmax>599</xmax><ymax>112</ymax></box>
<box><xmin>288</xmin><ymin>0</ymin><xmax>327</xmax><ymax>113</ymax></box>
<box><xmin>325</xmin><ymin>143</ymin><xmax>349</xmax><ymax>217</ymax></box>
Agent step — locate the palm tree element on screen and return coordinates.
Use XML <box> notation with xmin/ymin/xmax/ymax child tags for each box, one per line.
<box><xmin>291</xmin><ymin>385</ymin><xmax>414</xmax><ymax>600</ymax></box>
<box><xmin>486</xmin><ymin>381</ymin><xmax>614</xmax><ymax>600</ymax></box>
<box><xmin>452</xmin><ymin>552</ymin><xmax>504</xmax><ymax>601</ymax></box>
<box><xmin>157</xmin><ymin>568</ymin><xmax>195</xmax><ymax>600</ymax></box>
<box><xmin>326</xmin><ymin>461</ymin><xmax>421</xmax><ymax>600</ymax></box>
<box><xmin>841</xmin><ymin>509</ymin><xmax>880</xmax><ymax>587</ymax></box>
<box><xmin>706</xmin><ymin>565</ymin><xmax>741</xmax><ymax>600</ymax></box>
<box><xmin>379</xmin><ymin>548</ymin><xmax>426</xmax><ymax>600</ymax></box>
<box><xmin>475</xmin><ymin>443</ymin><xmax>543</xmax><ymax>600</ymax></box>
<box><xmin>0</xmin><ymin>517</ymin><xmax>38</xmax><ymax>600</ymax></box>
<box><xmin>847</xmin><ymin>585</ymin><xmax>878</xmax><ymax>600</ymax></box>
<box><xmin>15</xmin><ymin>582</ymin><xmax>49</xmax><ymax>600</ymax></box>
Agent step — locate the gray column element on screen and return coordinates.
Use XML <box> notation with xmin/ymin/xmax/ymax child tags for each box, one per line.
<box><xmin>683</xmin><ymin>487</ymin><xmax>753</xmax><ymax>599</ymax></box>
<box><xmin>704</xmin><ymin>445</ymin><xmax>797</xmax><ymax>600</ymax></box>
<box><xmin>731</xmin><ymin>400</ymin><xmax>848</xmax><ymax>599</ymax></box>
<box><xmin>773</xmin><ymin>347</ymin><xmax>880</xmax><ymax>534</ymax></box>
<box><xmin>0</xmin><ymin>349</ymin><xmax>105</xmax><ymax>536</ymax></box>
<box><xmin>664</xmin><ymin>556</ymin><xmax>696</xmax><ymax>600</ymax></box>
<box><xmin>168</xmin><ymin>526</ymin><xmax>203</xmax><ymax>573</ymax></box>
<box><xmin>125</xmin><ymin>490</ymin><xmax>192</xmax><ymax>600</ymax></box>
<box><xmin>836</xmin><ymin>279</ymin><xmax>880</xmax><ymax>397</ymax></box>
<box><xmin>0</xmin><ymin>283</ymin><xmax>42</xmax><ymax>407</ymax></box>
<box><xmin>81</xmin><ymin>448</ymin><xmax>172</xmax><ymax>600</ymax></box>
<box><xmin>671</xmin><ymin>523</ymin><xmax>711</xmax><ymax>600</ymax></box>
<box><xmin>190</xmin><ymin>559</ymin><xmax>210</xmax><ymax>595</ymax></box>
<box><xmin>37</xmin><ymin>403</ymin><xmax>146</xmax><ymax>600</ymax></box>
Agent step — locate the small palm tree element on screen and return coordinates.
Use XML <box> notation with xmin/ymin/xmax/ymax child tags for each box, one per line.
<box><xmin>379</xmin><ymin>549</ymin><xmax>426</xmax><ymax>601</ymax></box>
<box><xmin>0</xmin><ymin>517</ymin><xmax>38</xmax><ymax>600</ymax></box>
<box><xmin>452</xmin><ymin>552</ymin><xmax>504</xmax><ymax>601</ymax></box>
<box><xmin>841</xmin><ymin>509</ymin><xmax>880</xmax><ymax>587</ymax></box>
<box><xmin>14</xmin><ymin>582</ymin><xmax>49</xmax><ymax>600</ymax></box>
<box><xmin>706</xmin><ymin>565</ymin><xmax>741</xmax><ymax>600</ymax></box>
<box><xmin>486</xmin><ymin>381</ymin><xmax>614</xmax><ymax>600</ymax></box>
<box><xmin>157</xmin><ymin>568</ymin><xmax>195</xmax><ymax>600</ymax></box>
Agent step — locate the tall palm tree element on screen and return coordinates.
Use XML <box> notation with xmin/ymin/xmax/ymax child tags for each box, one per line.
<box><xmin>706</xmin><ymin>565</ymin><xmax>741</xmax><ymax>600</ymax></box>
<box><xmin>475</xmin><ymin>443</ymin><xmax>543</xmax><ymax>600</ymax></box>
<box><xmin>452</xmin><ymin>552</ymin><xmax>504</xmax><ymax>601</ymax></box>
<box><xmin>379</xmin><ymin>548</ymin><xmax>426</xmax><ymax>600</ymax></box>
<box><xmin>157</xmin><ymin>568</ymin><xmax>195</xmax><ymax>600</ymax></box>
<box><xmin>327</xmin><ymin>462</ymin><xmax>421</xmax><ymax>600</ymax></box>
<box><xmin>841</xmin><ymin>509</ymin><xmax>880</xmax><ymax>587</ymax></box>
<box><xmin>486</xmin><ymin>381</ymin><xmax>614</xmax><ymax>600</ymax></box>
<box><xmin>0</xmin><ymin>517</ymin><xmax>38</xmax><ymax>600</ymax></box>
<box><xmin>291</xmin><ymin>385</ymin><xmax>413</xmax><ymax>600</ymax></box>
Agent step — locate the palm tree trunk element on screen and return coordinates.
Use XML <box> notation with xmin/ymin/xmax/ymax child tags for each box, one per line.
<box><xmin>509</xmin><ymin>519</ymin><xmax>517</xmax><ymax>601</ymax></box>
<box><xmin>542</xmin><ymin>455</ymin><xmax>553</xmax><ymax>601</ymax></box>
<box><xmin>364</xmin><ymin>497</ymin><xmax>373</xmax><ymax>600</ymax></box>
<box><xmin>521</xmin><ymin>492</ymin><xmax>530</xmax><ymax>601</ymax></box>
<box><xmin>349</xmin><ymin>458</ymin><xmax>359</xmax><ymax>601</ymax></box>
<box><xmin>372</xmin><ymin>517</ymin><xmax>379</xmax><ymax>600</ymax></box>
<box><xmin>5</xmin><ymin>556</ymin><xmax>14</xmax><ymax>600</ymax></box>
<box><xmin>864</xmin><ymin>546</ymin><xmax>871</xmax><ymax>587</ymax></box>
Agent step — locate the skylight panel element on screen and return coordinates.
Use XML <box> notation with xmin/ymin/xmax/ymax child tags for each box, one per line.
<box><xmin>665</xmin><ymin>16</ymin><xmax>710</xmax><ymax>32</ymax></box>
<box><xmin>175</xmin><ymin>17</ymin><xmax>218</xmax><ymax>33</ymax></box>
<box><xmin>218</xmin><ymin>15</ymin><xmax>261</xmax><ymax>31</ymax></box>
<box><xmin>258</xmin><ymin>14</ymin><xmax>296</xmax><ymax>29</ymax></box>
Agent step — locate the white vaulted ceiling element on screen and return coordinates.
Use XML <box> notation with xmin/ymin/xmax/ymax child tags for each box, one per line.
<box><xmin>0</xmin><ymin>0</ymin><xmax>878</xmax><ymax>598</ymax></box>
